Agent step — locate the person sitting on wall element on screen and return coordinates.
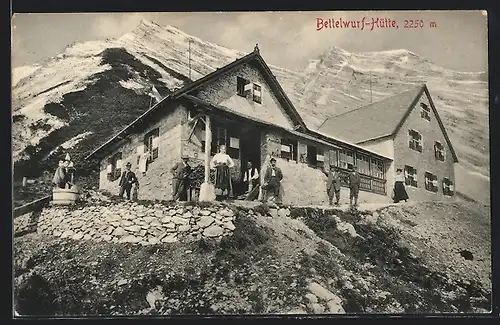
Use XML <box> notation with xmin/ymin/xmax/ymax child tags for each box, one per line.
<box><xmin>242</xmin><ymin>161</ymin><xmax>260</xmax><ymax>195</ymax></box>
<box><xmin>52</xmin><ymin>160</ymin><xmax>68</xmax><ymax>189</ymax></box>
<box><xmin>118</xmin><ymin>162</ymin><xmax>138</xmax><ymax>200</ymax></box>
<box><xmin>171</xmin><ymin>155</ymin><xmax>192</xmax><ymax>201</ymax></box>
<box><xmin>392</xmin><ymin>168</ymin><xmax>409</xmax><ymax>203</ymax></box>
<box><xmin>262</xmin><ymin>157</ymin><xmax>283</xmax><ymax>204</ymax></box>
<box><xmin>210</xmin><ymin>145</ymin><xmax>235</xmax><ymax>201</ymax></box>
<box><xmin>348</xmin><ymin>165</ymin><xmax>361</xmax><ymax>208</ymax></box>
<box><xmin>324</xmin><ymin>165</ymin><xmax>341</xmax><ymax>206</ymax></box>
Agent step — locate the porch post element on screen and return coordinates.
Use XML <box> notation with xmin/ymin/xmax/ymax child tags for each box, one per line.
<box><xmin>199</xmin><ymin>114</ymin><xmax>214</xmax><ymax>201</ymax></box>
<box><xmin>204</xmin><ymin>114</ymin><xmax>211</xmax><ymax>183</ymax></box>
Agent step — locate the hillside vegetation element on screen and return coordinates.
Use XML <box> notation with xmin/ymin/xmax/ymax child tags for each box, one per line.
<box><xmin>13</xmin><ymin>199</ymin><xmax>491</xmax><ymax>315</ymax></box>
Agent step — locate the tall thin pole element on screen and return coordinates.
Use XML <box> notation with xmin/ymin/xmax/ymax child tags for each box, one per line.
<box><xmin>149</xmin><ymin>95</ymin><xmax>153</xmax><ymax>109</ymax></box>
<box><xmin>188</xmin><ymin>38</ymin><xmax>192</xmax><ymax>80</ymax></box>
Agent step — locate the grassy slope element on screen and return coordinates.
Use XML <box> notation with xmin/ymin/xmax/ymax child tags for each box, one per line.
<box><xmin>13</xmin><ymin>201</ymin><xmax>491</xmax><ymax>315</ymax></box>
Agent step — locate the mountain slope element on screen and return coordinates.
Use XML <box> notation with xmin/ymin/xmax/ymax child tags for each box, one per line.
<box><xmin>11</xmin><ymin>20</ymin><xmax>489</xmax><ymax>204</ymax></box>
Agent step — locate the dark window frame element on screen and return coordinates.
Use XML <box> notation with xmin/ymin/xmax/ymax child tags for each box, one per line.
<box><xmin>404</xmin><ymin>165</ymin><xmax>418</xmax><ymax>187</ymax></box>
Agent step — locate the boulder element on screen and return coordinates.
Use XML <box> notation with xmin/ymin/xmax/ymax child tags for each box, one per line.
<box><xmin>223</xmin><ymin>221</ymin><xmax>236</xmax><ymax>231</ymax></box>
<box><xmin>197</xmin><ymin>216</ymin><xmax>215</xmax><ymax>228</ymax></box>
<box><xmin>203</xmin><ymin>225</ymin><xmax>224</xmax><ymax>237</ymax></box>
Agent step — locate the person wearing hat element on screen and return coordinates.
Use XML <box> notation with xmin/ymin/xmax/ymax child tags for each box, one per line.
<box><xmin>325</xmin><ymin>165</ymin><xmax>341</xmax><ymax>206</ymax></box>
<box><xmin>119</xmin><ymin>162</ymin><xmax>138</xmax><ymax>200</ymax></box>
<box><xmin>348</xmin><ymin>165</ymin><xmax>361</xmax><ymax>207</ymax></box>
<box><xmin>262</xmin><ymin>157</ymin><xmax>283</xmax><ymax>203</ymax></box>
<box><xmin>171</xmin><ymin>155</ymin><xmax>192</xmax><ymax>201</ymax></box>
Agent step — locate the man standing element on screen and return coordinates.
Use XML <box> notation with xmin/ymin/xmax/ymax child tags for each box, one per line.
<box><xmin>171</xmin><ymin>155</ymin><xmax>192</xmax><ymax>201</ymax></box>
<box><xmin>242</xmin><ymin>161</ymin><xmax>260</xmax><ymax>194</ymax></box>
<box><xmin>325</xmin><ymin>165</ymin><xmax>341</xmax><ymax>206</ymax></box>
<box><xmin>348</xmin><ymin>165</ymin><xmax>361</xmax><ymax>208</ymax></box>
<box><xmin>119</xmin><ymin>162</ymin><xmax>138</xmax><ymax>200</ymax></box>
<box><xmin>262</xmin><ymin>157</ymin><xmax>283</xmax><ymax>203</ymax></box>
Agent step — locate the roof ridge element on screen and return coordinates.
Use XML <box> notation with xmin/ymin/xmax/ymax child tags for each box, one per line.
<box><xmin>324</xmin><ymin>84</ymin><xmax>425</xmax><ymax>122</ymax></box>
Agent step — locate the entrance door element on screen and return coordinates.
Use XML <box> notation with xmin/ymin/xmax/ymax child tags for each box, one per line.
<box><xmin>237</xmin><ymin>128</ymin><xmax>262</xmax><ymax>196</ymax></box>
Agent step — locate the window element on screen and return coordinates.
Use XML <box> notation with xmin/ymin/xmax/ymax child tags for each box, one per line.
<box><xmin>329</xmin><ymin>149</ymin><xmax>339</xmax><ymax>167</ymax></box>
<box><xmin>339</xmin><ymin>149</ymin><xmax>354</xmax><ymax>170</ymax></box>
<box><xmin>356</xmin><ymin>153</ymin><xmax>370</xmax><ymax>175</ymax></box>
<box><xmin>107</xmin><ymin>152</ymin><xmax>122</xmax><ymax>182</ymax></box>
<box><xmin>442</xmin><ymin>178</ymin><xmax>454</xmax><ymax>196</ymax></box>
<box><xmin>434</xmin><ymin>141</ymin><xmax>445</xmax><ymax>161</ymax></box>
<box><xmin>237</xmin><ymin>77</ymin><xmax>252</xmax><ymax>97</ymax></box>
<box><xmin>281</xmin><ymin>138</ymin><xmax>298</xmax><ymax>161</ymax></box>
<box><xmin>306</xmin><ymin>145</ymin><xmax>324</xmax><ymax>168</ymax></box>
<box><xmin>144</xmin><ymin>128</ymin><xmax>160</xmax><ymax>161</ymax></box>
<box><xmin>420</xmin><ymin>103</ymin><xmax>431</xmax><ymax>121</ymax></box>
<box><xmin>408</xmin><ymin>129</ymin><xmax>423</xmax><ymax>153</ymax></box>
<box><xmin>253</xmin><ymin>84</ymin><xmax>262</xmax><ymax>104</ymax></box>
<box><xmin>424</xmin><ymin>172</ymin><xmax>438</xmax><ymax>193</ymax></box>
<box><xmin>210</xmin><ymin>126</ymin><xmax>240</xmax><ymax>159</ymax></box>
<box><xmin>404</xmin><ymin>165</ymin><xmax>418</xmax><ymax>187</ymax></box>
<box><xmin>371</xmin><ymin>158</ymin><xmax>385</xmax><ymax>179</ymax></box>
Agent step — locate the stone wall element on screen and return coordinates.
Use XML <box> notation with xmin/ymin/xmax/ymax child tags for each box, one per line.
<box><xmin>98</xmin><ymin>105</ymin><xmax>184</xmax><ymax>201</ymax></box>
<box><xmin>193</xmin><ymin>62</ymin><xmax>295</xmax><ymax>130</ymax></box>
<box><xmin>393</xmin><ymin>91</ymin><xmax>456</xmax><ymax>202</ymax></box>
<box><xmin>35</xmin><ymin>201</ymin><xmax>237</xmax><ymax>245</ymax></box>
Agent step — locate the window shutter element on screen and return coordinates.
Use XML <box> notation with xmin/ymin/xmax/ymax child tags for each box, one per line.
<box><xmin>116</xmin><ymin>159</ymin><xmax>122</xmax><ymax>169</ymax></box>
<box><xmin>137</xmin><ymin>145</ymin><xmax>144</xmax><ymax>155</ymax></box>
<box><xmin>107</xmin><ymin>164</ymin><xmax>112</xmax><ymax>173</ymax></box>
<box><xmin>152</xmin><ymin>136</ymin><xmax>159</xmax><ymax>149</ymax></box>
<box><xmin>229</xmin><ymin>137</ymin><xmax>239</xmax><ymax>149</ymax></box>
<box><xmin>244</xmin><ymin>82</ymin><xmax>253</xmax><ymax>94</ymax></box>
<box><xmin>152</xmin><ymin>147</ymin><xmax>159</xmax><ymax>159</ymax></box>
<box><xmin>316</xmin><ymin>154</ymin><xmax>324</xmax><ymax>162</ymax></box>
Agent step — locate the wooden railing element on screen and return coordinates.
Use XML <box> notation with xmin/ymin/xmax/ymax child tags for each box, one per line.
<box><xmin>338</xmin><ymin>169</ymin><xmax>387</xmax><ymax>195</ymax></box>
<box><xmin>13</xmin><ymin>195</ymin><xmax>52</xmax><ymax>219</ymax></box>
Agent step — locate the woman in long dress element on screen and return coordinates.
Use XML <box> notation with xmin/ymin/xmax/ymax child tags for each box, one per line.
<box><xmin>393</xmin><ymin>168</ymin><xmax>409</xmax><ymax>203</ymax></box>
<box><xmin>210</xmin><ymin>145</ymin><xmax>235</xmax><ymax>201</ymax></box>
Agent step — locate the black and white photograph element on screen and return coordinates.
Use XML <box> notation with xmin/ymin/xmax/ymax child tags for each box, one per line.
<box><xmin>12</xmin><ymin>11</ymin><xmax>491</xmax><ymax>316</ymax></box>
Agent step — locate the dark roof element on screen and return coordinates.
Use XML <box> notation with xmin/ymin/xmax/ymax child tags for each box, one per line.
<box><xmin>317</xmin><ymin>85</ymin><xmax>425</xmax><ymax>143</ymax></box>
<box><xmin>316</xmin><ymin>84</ymin><xmax>458</xmax><ymax>163</ymax></box>
<box><xmin>86</xmin><ymin>49</ymin><xmax>307</xmax><ymax>160</ymax></box>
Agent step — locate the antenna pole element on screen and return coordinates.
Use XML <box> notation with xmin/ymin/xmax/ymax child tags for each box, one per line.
<box><xmin>188</xmin><ymin>38</ymin><xmax>192</xmax><ymax>80</ymax></box>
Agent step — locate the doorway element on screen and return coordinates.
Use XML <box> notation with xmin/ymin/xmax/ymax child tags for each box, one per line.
<box><xmin>237</xmin><ymin>127</ymin><xmax>262</xmax><ymax>196</ymax></box>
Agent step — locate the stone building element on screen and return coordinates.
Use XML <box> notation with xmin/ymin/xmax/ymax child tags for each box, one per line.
<box><xmin>86</xmin><ymin>46</ymin><xmax>455</xmax><ymax>205</ymax></box>
<box><xmin>318</xmin><ymin>84</ymin><xmax>458</xmax><ymax>202</ymax></box>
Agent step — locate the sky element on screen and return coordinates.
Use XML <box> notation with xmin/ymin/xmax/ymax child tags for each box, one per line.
<box><xmin>11</xmin><ymin>11</ymin><xmax>488</xmax><ymax>72</ymax></box>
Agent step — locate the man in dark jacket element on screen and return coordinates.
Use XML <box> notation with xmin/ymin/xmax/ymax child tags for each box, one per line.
<box><xmin>262</xmin><ymin>157</ymin><xmax>283</xmax><ymax>203</ymax></box>
<box><xmin>348</xmin><ymin>165</ymin><xmax>361</xmax><ymax>207</ymax></box>
<box><xmin>119</xmin><ymin>162</ymin><xmax>138</xmax><ymax>200</ymax></box>
<box><xmin>171</xmin><ymin>155</ymin><xmax>192</xmax><ymax>201</ymax></box>
<box><xmin>325</xmin><ymin>165</ymin><xmax>341</xmax><ymax>205</ymax></box>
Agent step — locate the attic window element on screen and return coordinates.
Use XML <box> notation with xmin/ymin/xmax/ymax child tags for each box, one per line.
<box><xmin>408</xmin><ymin>129</ymin><xmax>423</xmax><ymax>153</ymax></box>
<box><xmin>424</xmin><ymin>172</ymin><xmax>438</xmax><ymax>193</ymax></box>
<box><xmin>434</xmin><ymin>141</ymin><xmax>445</xmax><ymax>161</ymax></box>
<box><xmin>420</xmin><ymin>103</ymin><xmax>431</xmax><ymax>121</ymax></box>
<box><xmin>237</xmin><ymin>77</ymin><xmax>252</xmax><ymax>97</ymax></box>
<box><xmin>442</xmin><ymin>178</ymin><xmax>454</xmax><ymax>196</ymax></box>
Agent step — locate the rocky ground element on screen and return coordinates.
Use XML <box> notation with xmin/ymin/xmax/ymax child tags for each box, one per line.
<box><xmin>13</xmin><ymin>197</ymin><xmax>491</xmax><ymax>316</ymax></box>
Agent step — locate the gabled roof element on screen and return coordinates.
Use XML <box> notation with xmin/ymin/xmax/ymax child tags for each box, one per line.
<box><xmin>316</xmin><ymin>84</ymin><xmax>458</xmax><ymax>163</ymax></box>
<box><xmin>86</xmin><ymin>47</ymin><xmax>307</xmax><ymax>160</ymax></box>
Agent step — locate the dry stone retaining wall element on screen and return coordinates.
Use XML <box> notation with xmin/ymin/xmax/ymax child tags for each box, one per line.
<box><xmin>35</xmin><ymin>201</ymin><xmax>237</xmax><ymax>245</ymax></box>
